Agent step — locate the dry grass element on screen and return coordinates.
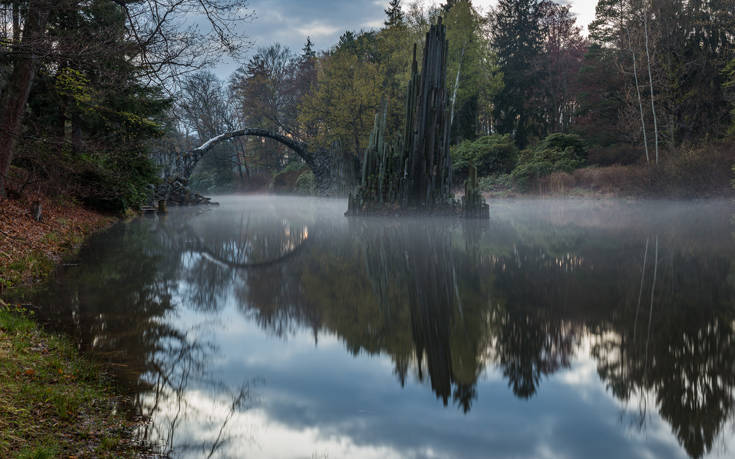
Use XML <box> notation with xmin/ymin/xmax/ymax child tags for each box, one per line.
<box><xmin>533</xmin><ymin>165</ymin><xmax>649</xmax><ymax>196</ymax></box>
<box><xmin>573</xmin><ymin>165</ymin><xmax>647</xmax><ymax>194</ymax></box>
<box><xmin>533</xmin><ymin>143</ymin><xmax>734</xmax><ymax>198</ymax></box>
<box><xmin>524</xmin><ymin>140</ymin><xmax>735</xmax><ymax>198</ymax></box>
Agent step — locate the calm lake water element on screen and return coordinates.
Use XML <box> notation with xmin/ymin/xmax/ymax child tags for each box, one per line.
<box><xmin>26</xmin><ymin>196</ymin><xmax>735</xmax><ymax>458</ymax></box>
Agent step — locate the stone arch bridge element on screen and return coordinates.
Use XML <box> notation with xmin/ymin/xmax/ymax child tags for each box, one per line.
<box><xmin>155</xmin><ymin>129</ymin><xmax>334</xmax><ymax>192</ymax></box>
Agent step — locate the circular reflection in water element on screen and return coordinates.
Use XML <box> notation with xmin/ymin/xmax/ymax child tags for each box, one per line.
<box><xmin>173</xmin><ymin>201</ymin><xmax>312</xmax><ymax>269</ymax></box>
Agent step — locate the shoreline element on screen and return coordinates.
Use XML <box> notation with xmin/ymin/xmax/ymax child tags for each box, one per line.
<box><xmin>0</xmin><ymin>194</ymin><xmax>146</xmax><ymax>457</ymax></box>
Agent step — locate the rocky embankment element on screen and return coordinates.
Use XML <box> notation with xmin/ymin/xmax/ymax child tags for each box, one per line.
<box><xmin>149</xmin><ymin>177</ymin><xmax>219</xmax><ymax>208</ymax></box>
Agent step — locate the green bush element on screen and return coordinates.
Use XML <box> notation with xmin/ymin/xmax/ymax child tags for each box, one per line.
<box><xmin>511</xmin><ymin>133</ymin><xmax>587</xmax><ymax>190</ymax></box>
<box><xmin>272</xmin><ymin>161</ymin><xmax>309</xmax><ymax>190</ymax></box>
<box><xmin>478</xmin><ymin>173</ymin><xmax>513</xmax><ymax>192</ymax></box>
<box><xmin>282</xmin><ymin>160</ymin><xmax>308</xmax><ymax>173</ymax></box>
<box><xmin>295</xmin><ymin>170</ymin><xmax>316</xmax><ymax>195</ymax></box>
<box><xmin>76</xmin><ymin>151</ymin><xmax>159</xmax><ymax>212</ymax></box>
<box><xmin>451</xmin><ymin>134</ymin><xmax>518</xmax><ymax>178</ymax></box>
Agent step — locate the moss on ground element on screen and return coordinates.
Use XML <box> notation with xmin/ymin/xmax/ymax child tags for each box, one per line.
<box><xmin>0</xmin><ymin>303</ymin><xmax>143</xmax><ymax>458</ymax></box>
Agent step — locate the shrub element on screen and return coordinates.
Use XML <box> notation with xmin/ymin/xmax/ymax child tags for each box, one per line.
<box><xmin>511</xmin><ymin>133</ymin><xmax>587</xmax><ymax>191</ymax></box>
<box><xmin>540</xmin><ymin>133</ymin><xmax>587</xmax><ymax>159</ymax></box>
<box><xmin>295</xmin><ymin>170</ymin><xmax>316</xmax><ymax>195</ymax></box>
<box><xmin>535</xmin><ymin>142</ymin><xmax>735</xmax><ymax>197</ymax></box>
<box><xmin>587</xmin><ymin>143</ymin><xmax>642</xmax><ymax>166</ymax></box>
<box><xmin>451</xmin><ymin>134</ymin><xmax>518</xmax><ymax>179</ymax></box>
<box><xmin>273</xmin><ymin>168</ymin><xmax>305</xmax><ymax>192</ymax></box>
<box><xmin>478</xmin><ymin>174</ymin><xmax>512</xmax><ymax>193</ymax></box>
<box><xmin>282</xmin><ymin>160</ymin><xmax>308</xmax><ymax>173</ymax></box>
<box><xmin>646</xmin><ymin>143</ymin><xmax>734</xmax><ymax>196</ymax></box>
<box><xmin>75</xmin><ymin>151</ymin><xmax>159</xmax><ymax>212</ymax></box>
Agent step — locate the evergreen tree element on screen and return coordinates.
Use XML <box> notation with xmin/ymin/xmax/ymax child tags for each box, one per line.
<box><xmin>726</xmin><ymin>58</ymin><xmax>735</xmax><ymax>136</ymax></box>
<box><xmin>441</xmin><ymin>0</ymin><xmax>459</xmax><ymax>13</ymax></box>
<box><xmin>298</xmin><ymin>37</ymin><xmax>319</xmax><ymax>138</ymax></box>
<box><xmin>0</xmin><ymin>0</ymin><xmax>251</xmax><ymax>200</ymax></box>
<box><xmin>384</xmin><ymin>0</ymin><xmax>405</xmax><ymax>27</ymax></box>
<box><xmin>491</xmin><ymin>0</ymin><xmax>544</xmax><ymax>148</ymax></box>
<box><xmin>302</xmin><ymin>36</ymin><xmax>316</xmax><ymax>60</ymax></box>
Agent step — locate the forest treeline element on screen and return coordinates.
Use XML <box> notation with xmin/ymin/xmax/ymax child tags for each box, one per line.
<box><xmin>1</xmin><ymin>0</ymin><xmax>734</xmax><ymax>210</ymax></box>
<box><xmin>209</xmin><ymin>0</ymin><xmax>734</xmax><ymax>196</ymax></box>
<box><xmin>0</xmin><ymin>0</ymin><xmax>251</xmax><ymax>209</ymax></box>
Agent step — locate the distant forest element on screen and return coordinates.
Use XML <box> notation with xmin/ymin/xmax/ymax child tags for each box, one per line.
<box><xmin>1</xmin><ymin>0</ymin><xmax>734</xmax><ymax>209</ymax></box>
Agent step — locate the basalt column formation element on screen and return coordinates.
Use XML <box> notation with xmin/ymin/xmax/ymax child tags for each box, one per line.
<box><xmin>346</xmin><ymin>18</ymin><xmax>488</xmax><ymax>219</ymax></box>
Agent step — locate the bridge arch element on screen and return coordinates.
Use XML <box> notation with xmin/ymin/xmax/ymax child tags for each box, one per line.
<box><xmin>192</xmin><ymin>232</ymin><xmax>311</xmax><ymax>269</ymax></box>
<box><xmin>183</xmin><ymin>128</ymin><xmax>330</xmax><ymax>190</ymax></box>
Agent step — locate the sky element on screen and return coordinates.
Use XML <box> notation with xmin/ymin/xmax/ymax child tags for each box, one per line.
<box><xmin>213</xmin><ymin>0</ymin><xmax>597</xmax><ymax>79</ymax></box>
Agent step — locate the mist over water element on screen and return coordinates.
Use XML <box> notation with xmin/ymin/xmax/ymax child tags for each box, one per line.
<box><xmin>25</xmin><ymin>195</ymin><xmax>735</xmax><ymax>458</ymax></box>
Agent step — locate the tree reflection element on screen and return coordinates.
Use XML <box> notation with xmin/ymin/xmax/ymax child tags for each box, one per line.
<box><xmin>226</xmin><ymin>206</ymin><xmax>735</xmax><ymax>457</ymax></box>
<box><xmin>590</xmin><ymin>236</ymin><xmax>735</xmax><ymax>458</ymax></box>
<box><xmin>20</xmin><ymin>202</ymin><xmax>735</xmax><ymax>459</ymax></box>
<box><xmin>492</xmin><ymin>307</ymin><xmax>577</xmax><ymax>398</ymax></box>
<box><xmin>25</xmin><ymin>218</ymin><xmax>258</xmax><ymax>456</ymax></box>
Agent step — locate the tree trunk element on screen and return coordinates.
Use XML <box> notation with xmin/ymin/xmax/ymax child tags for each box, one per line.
<box><xmin>627</xmin><ymin>29</ymin><xmax>650</xmax><ymax>164</ymax></box>
<box><xmin>620</xmin><ymin>0</ymin><xmax>649</xmax><ymax>164</ymax></box>
<box><xmin>643</xmin><ymin>5</ymin><xmax>659</xmax><ymax>164</ymax></box>
<box><xmin>450</xmin><ymin>44</ymin><xmax>466</xmax><ymax>128</ymax></box>
<box><xmin>71</xmin><ymin>109</ymin><xmax>83</xmax><ymax>155</ymax></box>
<box><xmin>12</xmin><ymin>1</ymin><xmax>20</xmax><ymax>43</ymax></box>
<box><xmin>237</xmin><ymin>138</ymin><xmax>250</xmax><ymax>178</ymax></box>
<box><xmin>0</xmin><ymin>2</ymin><xmax>50</xmax><ymax>198</ymax></box>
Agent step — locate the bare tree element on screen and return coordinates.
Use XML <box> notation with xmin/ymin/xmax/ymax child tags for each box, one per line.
<box><xmin>229</xmin><ymin>44</ymin><xmax>299</xmax><ymax>136</ymax></box>
<box><xmin>112</xmin><ymin>0</ymin><xmax>253</xmax><ymax>86</ymax></box>
<box><xmin>177</xmin><ymin>71</ymin><xmax>250</xmax><ymax>184</ymax></box>
<box><xmin>178</xmin><ymin>72</ymin><xmax>231</xmax><ymax>141</ymax></box>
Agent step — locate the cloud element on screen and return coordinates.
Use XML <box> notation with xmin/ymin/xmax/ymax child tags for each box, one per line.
<box><xmin>363</xmin><ymin>19</ymin><xmax>385</xmax><ymax>28</ymax></box>
<box><xmin>212</xmin><ymin>0</ymin><xmax>597</xmax><ymax>80</ymax></box>
<box><xmin>296</xmin><ymin>21</ymin><xmax>342</xmax><ymax>38</ymax></box>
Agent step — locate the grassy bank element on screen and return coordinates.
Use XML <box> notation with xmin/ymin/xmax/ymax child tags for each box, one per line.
<box><xmin>0</xmin><ymin>194</ymin><xmax>144</xmax><ymax>458</ymax></box>
<box><xmin>0</xmin><ymin>304</ymin><xmax>141</xmax><ymax>458</ymax></box>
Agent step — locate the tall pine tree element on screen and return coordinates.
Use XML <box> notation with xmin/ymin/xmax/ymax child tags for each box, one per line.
<box><xmin>301</xmin><ymin>36</ymin><xmax>316</xmax><ymax>60</ymax></box>
<box><xmin>384</xmin><ymin>0</ymin><xmax>405</xmax><ymax>27</ymax></box>
<box><xmin>491</xmin><ymin>0</ymin><xmax>543</xmax><ymax>148</ymax></box>
<box><xmin>442</xmin><ymin>0</ymin><xmax>459</xmax><ymax>13</ymax></box>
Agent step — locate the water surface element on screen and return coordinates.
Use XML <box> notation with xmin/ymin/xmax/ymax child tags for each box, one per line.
<box><xmin>28</xmin><ymin>196</ymin><xmax>735</xmax><ymax>458</ymax></box>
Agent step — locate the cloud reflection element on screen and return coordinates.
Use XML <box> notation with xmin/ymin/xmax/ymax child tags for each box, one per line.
<box><xmin>24</xmin><ymin>196</ymin><xmax>735</xmax><ymax>458</ymax></box>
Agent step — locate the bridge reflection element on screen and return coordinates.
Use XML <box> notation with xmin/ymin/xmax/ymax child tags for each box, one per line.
<box><xmin>22</xmin><ymin>199</ymin><xmax>735</xmax><ymax>458</ymax></box>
